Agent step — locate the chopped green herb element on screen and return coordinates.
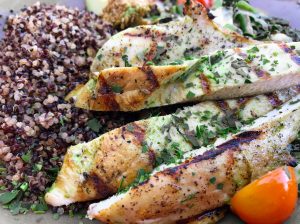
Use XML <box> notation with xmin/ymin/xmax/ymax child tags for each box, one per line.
<box><xmin>21</xmin><ymin>150</ymin><xmax>32</xmax><ymax>163</ymax></box>
<box><xmin>59</xmin><ymin>116</ymin><xmax>66</xmax><ymax>126</ymax></box>
<box><xmin>200</xmin><ymin>111</ymin><xmax>212</xmax><ymax>121</ymax></box>
<box><xmin>262</xmin><ymin>58</ymin><xmax>270</xmax><ymax>65</ymax></box>
<box><xmin>209</xmin><ymin>177</ymin><xmax>216</xmax><ymax>184</ymax></box>
<box><xmin>171</xmin><ymin>5</ymin><xmax>184</xmax><ymax>16</ymax></box>
<box><xmin>184</xmin><ymin>55</ymin><xmax>195</xmax><ymax>60</ymax></box>
<box><xmin>244</xmin><ymin>79</ymin><xmax>252</xmax><ymax>84</ymax></box>
<box><xmin>87</xmin><ymin>118</ymin><xmax>102</xmax><ymax>133</ymax></box>
<box><xmin>141</xmin><ymin>142</ymin><xmax>149</xmax><ymax>153</ymax></box>
<box><xmin>122</xmin><ymin>54</ymin><xmax>132</xmax><ymax>67</ymax></box>
<box><xmin>209</xmin><ymin>51</ymin><xmax>225</xmax><ymax>65</ymax></box>
<box><xmin>111</xmin><ymin>85</ymin><xmax>123</xmax><ymax>94</ymax></box>
<box><xmin>196</xmin><ymin>125</ymin><xmax>216</xmax><ymax>146</ymax></box>
<box><xmin>181</xmin><ymin>193</ymin><xmax>197</xmax><ymax>203</ymax></box>
<box><xmin>247</xmin><ymin>46</ymin><xmax>259</xmax><ymax>54</ymax></box>
<box><xmin>126</xmin><ymin>124</ymin><xmax>134</xmax><ymax>132</ymax></box>
<box><xmin>217</xmin><ymin>183</ymin><xmax>224</xmax><ymax>190</ymax></box>
<box><xmin>290</xmin><ymin>99</ymin><xmax>300</xmax><ymax>105</ymax></box>
<box><xmin>169</xmin><ymin>59</ymin><xmax>183</xmax><ymax>65</ymax></box>
<box><xmin>185</xmin><ymin>82</ymin><xmax>195</xmax><ymax>88</ymax></box>
<box><xmin>146</xmin><ymin>61</ymin><xmax>155</xmax><ymax>65</ymax></box>
<box><xmin>20</xmin><ymin>183</ymin><xmax>28</xmax><ymax>192</ymax></box>
<box><xmin>186</xmin><ymin>91</ymin><xmax>195</xmax><ymax>99</ymax></box>
<box><xmin>34</xmin><ymin>163</ymin><xmax>43</xmax><ymax>172</ymax></box>
<box><xmin>97</xmin><ymin>54</ymin><xmax>103</xmax><ymax>61</ymax></box>
<box><xmin>117</xmin><ymin>176</ymin><xmax>126</xmax><ymax>193</ymax></box>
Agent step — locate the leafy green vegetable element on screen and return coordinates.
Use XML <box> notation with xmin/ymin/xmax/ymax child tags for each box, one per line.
<box><xmin>0</xmin><ymin>190</ymin><xmax>20</xmax><ymax>204</ymax></box>
<box><xmin>236</xmin><ymin>0</ymin><xmax>257</xmax><ymax>13</ymax></box>
<box><xmin>230</xmin><ymin>0</ymin><xmax>300</xmax><ymax>41</ymax></box>
<box><xmin>31</xmin><ymin>197</ymin><xmax>48</xmax><ymax>214</ymax></box>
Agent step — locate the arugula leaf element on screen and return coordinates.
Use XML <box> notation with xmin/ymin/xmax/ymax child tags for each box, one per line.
<box><xmin>31</xmin><ymin>197</ymin><xmax>48</xmax><ymax>214</ymax></box>
<box><xmin>0</xmin><ymin>190</ymin><xmax>20</xmax><ymax>204</ymax></box>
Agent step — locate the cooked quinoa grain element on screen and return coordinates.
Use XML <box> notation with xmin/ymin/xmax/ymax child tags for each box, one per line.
<box><xmin>0</xmin><ymin>3</ymin><xmax>126</xmax><ymax>210</ymax></box>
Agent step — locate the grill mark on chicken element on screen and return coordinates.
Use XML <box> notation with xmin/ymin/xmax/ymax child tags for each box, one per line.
<box><xmin>199</xmin><ymin>73</ymin><xmax>211</xmax><ymax>94</ymax></box>
<box><xmin>161</xmin><ymin>131</ymin><xmax>261</xmax><ymax>177</ymax></box>
<box><xmin>98</xmin><ymin>75</ymin><xmax>112</xmax><ymax>95</ymax></box>
<box><xmin>87</xmin><ymin>173</ymin><xmax>114</xmax><ymax>199</ymax></box>
<box><xmin>176</xmin><ymin>206</ymin><xmax>227</xmax><ymax>224</ymax></box>
<box><xmin>278</xmin><ymin>43</ymin><xmax>300</xmax><ymax>65</ymax></box>
<box><xmin>123</xmin><ymin>32</ymin><xmax>153</xmax><ymax>39</ymax></box>
<box><xmin>144</xmin><ymin>42</ymin><xmax>158</xmax><ymax>63</ymax></box>
<box><xmin>122</xmin><ymin>123</ymin><xmax>146</xmax><ymax>145</ymax></box>
<box><xmin>254</xmin><ymin>68</ymin><xmax>271</xmax><ymax>79</ymax></box>
<box><xmin>148</xmin><ymin>149</ymin><xmax>156</xmax><ymax>167</ymax></box>
<box><xmin>95</xmin><ymin>94</ymin><xmax>120</xmax><ymax>111</ymax></box>
<box><xmin>215</xmin><ymin>100</ymin><xmax>229</xmax><ymax>112</ymax></box>
<box><xmin>217</xmin><ymin>131</ymin><xmax>262</xmax><ymax>150</ymax></box>
<box><xmin>237</xmin><ymin>97</ymin><xmax>250</xmax><ymax>108</ymax></box>
<box><xmin>139</xmin><ymin>66</ymin><xmax>160</xmax><ymax>92</ymax></box>
<box><xmin>162</xmin><ymin>147</ymin><xmax>229</xmax><ymax>177</ymax></box>
<box><xmin>265</xmin><ymin>92</ymin><xmax>282</xmax><ymax>107</ymax></box>
<box><xmin>96</xmin><ymin>76</ymin><xmax>120</xmax><ymax>110</ymax></box>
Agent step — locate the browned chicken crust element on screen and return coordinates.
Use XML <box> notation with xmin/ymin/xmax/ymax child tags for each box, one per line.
<box><xmin>102</xmin><ymin>0</ymin><xmax>155</xmax><ymax>29</ymax></box>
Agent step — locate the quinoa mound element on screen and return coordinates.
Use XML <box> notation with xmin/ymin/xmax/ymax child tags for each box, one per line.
<box><xmin>0</xmin><ymin>2</ymin><xmax>126</xmax><ymax>209</ymax></box>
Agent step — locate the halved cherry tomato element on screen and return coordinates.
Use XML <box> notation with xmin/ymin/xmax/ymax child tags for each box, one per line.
<box><xmin>231</xmin><ymin>166</ymin><xmax>298</xmax><ymax>224</ymax></box>
<box><xmin>177</xmin><ymin>0</ymin><xmax>213</xmax><ymax>8</ymax></box>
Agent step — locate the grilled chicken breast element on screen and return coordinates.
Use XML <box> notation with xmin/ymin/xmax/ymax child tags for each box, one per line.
<box><xmin>69</xmin><ymin>42</ymin><xmax>300</xmax><ymax>111</ymax></box>
<box><xmin>45</xmin><ymin>87</ymin><xmax>300</xmax><ymax>206</ymax></box>
<box><xmin>87</xmin><ymin>95</ymin><xmax>300</xmax><ymax>223</ymax></box>
<box><xmin>90</xmin><ymin>0</ymin><xmax>254</xmax><ymax>72</ymax></box>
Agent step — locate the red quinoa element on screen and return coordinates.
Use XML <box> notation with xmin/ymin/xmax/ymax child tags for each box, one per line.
<box><xmin>0</xmin><ymin>2</ymin><xmax>125</xmax><ymax>208</ymax></box>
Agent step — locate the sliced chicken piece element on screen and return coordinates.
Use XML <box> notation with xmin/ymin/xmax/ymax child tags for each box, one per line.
<box><xmin>90</xmin><ymin>0</ymin><xmax>254</xmax><ymax>72</ymax></box>
<box><xmin>87</xmin><ymin>95</ymin><xmax>300</xmax><ymax>223</ymax></box>
<box><xmin>69</xmin><ymin>42</ymin><xmax>300</xmax><ymax>111</ymax></box>
<box><xmin>45</xmin><ymin>86</ymin><xmax>299</xmax><ymax>206</ymax></box>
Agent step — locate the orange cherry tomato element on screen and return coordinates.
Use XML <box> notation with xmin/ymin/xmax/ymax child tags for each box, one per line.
<box><xmin>177</xmin><ymin>0</ymin><xmax>213</xmax><ymax>8</ymax></box>
<box><xmin>231</xmin><ymin>166</ymin><xmax>298</xmax><ymax>224</ymax></box>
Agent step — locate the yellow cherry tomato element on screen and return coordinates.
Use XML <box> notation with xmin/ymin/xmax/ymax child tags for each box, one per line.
<box><xmin>231</xmin><ymin>166</ymin><xmax>298</xmax><ymax>224</ymax></box>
